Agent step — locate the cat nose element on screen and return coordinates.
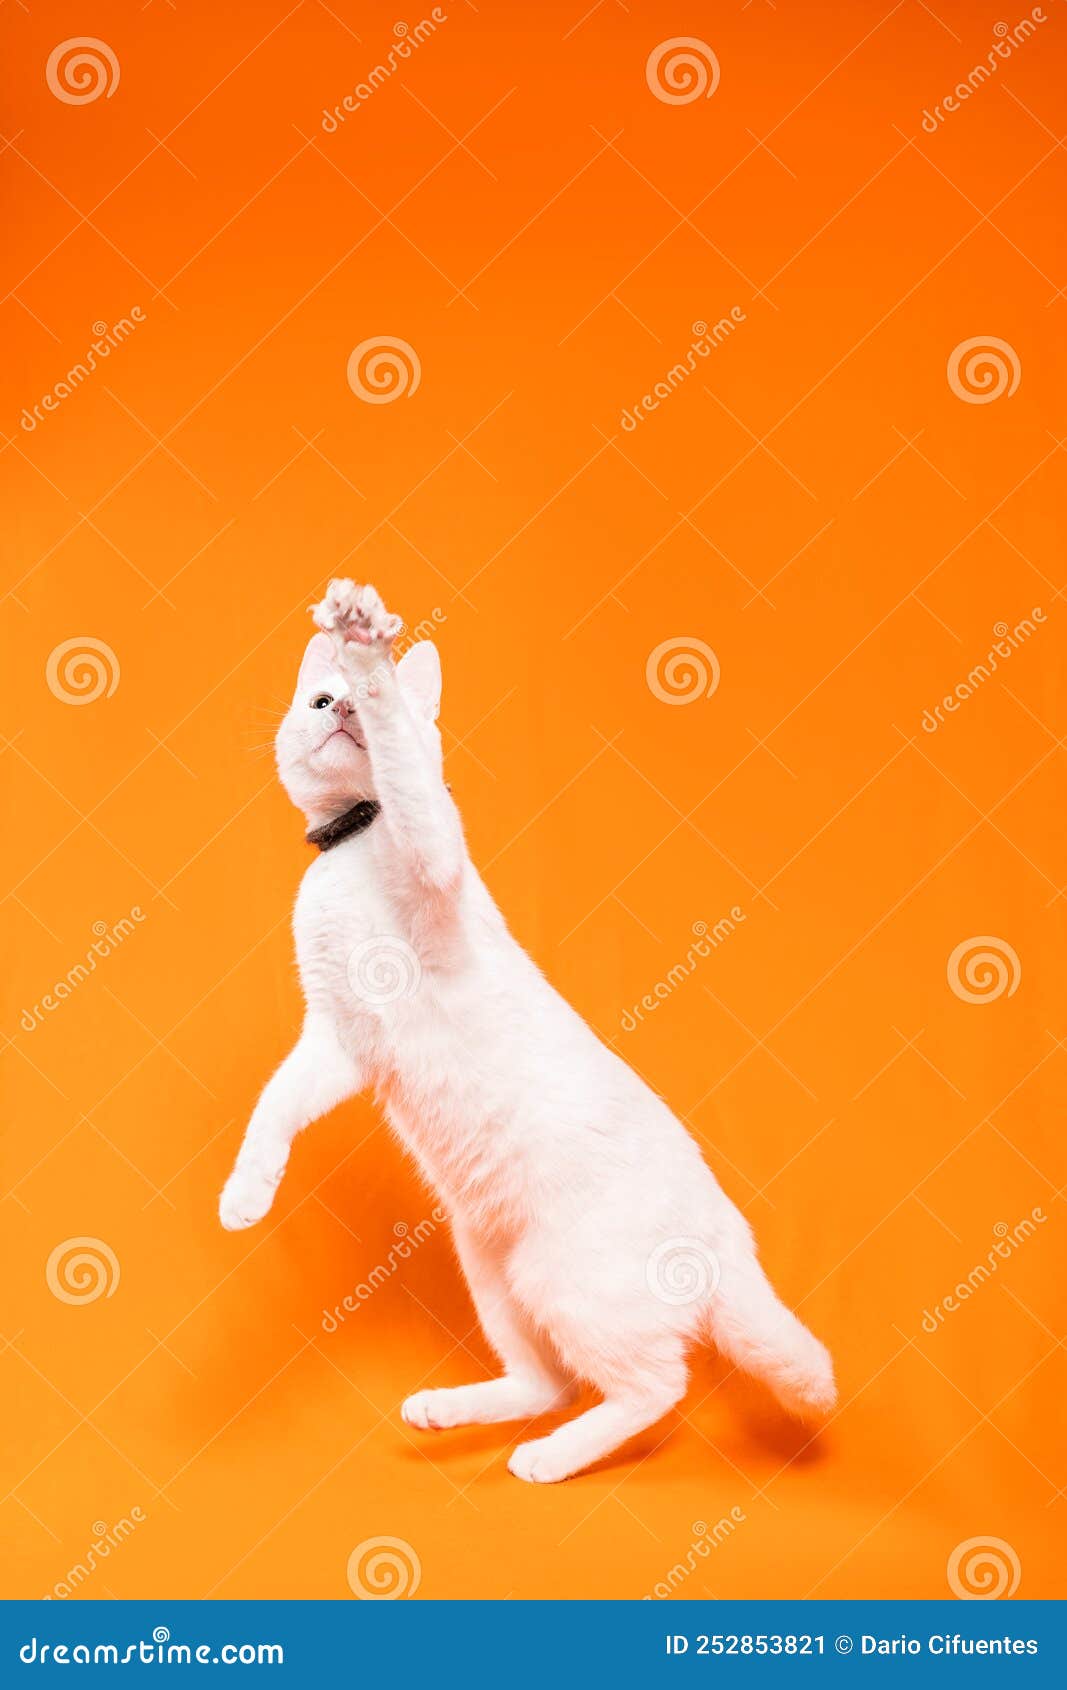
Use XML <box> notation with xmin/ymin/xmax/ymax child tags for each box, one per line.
<box><xmin>334</xmin><ymin>698</ymin><xmax>351</xmax><ymax>718</ymax></box>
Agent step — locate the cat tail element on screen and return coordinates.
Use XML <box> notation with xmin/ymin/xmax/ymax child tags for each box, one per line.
<box><xmin>700</xmin><ymin>1252</ymin><xmax>837</xmax><ymax>1420</ymax></box>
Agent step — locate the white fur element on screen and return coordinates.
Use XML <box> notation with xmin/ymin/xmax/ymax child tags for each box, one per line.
<box><xmin>219</xmin><ymin>581</ymin><xmax>836</xmax><ymax>1482</ymax></box>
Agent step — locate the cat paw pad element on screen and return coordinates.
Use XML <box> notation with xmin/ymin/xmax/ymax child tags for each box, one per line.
<box><xmin>311</xmin><ymin>580</ymin><xmax>402</xmax><ymax>648</ymax></box>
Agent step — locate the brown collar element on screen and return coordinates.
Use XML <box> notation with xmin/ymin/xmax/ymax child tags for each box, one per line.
<box><xmin>306</xmin><ymin>799</ymin><xmax>381</xmax><ymax>852</ymax></box>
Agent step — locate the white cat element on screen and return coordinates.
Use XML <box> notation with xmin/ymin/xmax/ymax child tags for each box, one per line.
<box><xmin>219</xmin><ymin>580</ymin><xmax>836</xmax><ymax>1482</ymax></box>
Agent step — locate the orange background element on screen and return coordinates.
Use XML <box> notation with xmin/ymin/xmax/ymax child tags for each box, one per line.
<box><xmin>2</xmin><ymin>0</ymin><xmax>1065</xmax><ymax>1602</ymax></box>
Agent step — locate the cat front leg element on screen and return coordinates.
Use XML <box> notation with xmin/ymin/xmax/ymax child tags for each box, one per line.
<box><xmin>219</xmin><ymin>1018</ymin><xmax>360</xmax><ymax>1231</ymax></box>
<box><xmin>312</xmin><ymin>580</ymin><xmax>464</xmax><ymax>897</ymax></box>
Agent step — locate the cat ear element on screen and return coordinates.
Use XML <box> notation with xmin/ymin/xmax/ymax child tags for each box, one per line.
<box><xmin>397</xmin><ymin>640</ymin><xmax>442</xmax><ymax>721</ymax></box>
<box><xmin>296</xmin><ymin>632</ymin><xmax>335</xmax><ymax>694</ymax></box>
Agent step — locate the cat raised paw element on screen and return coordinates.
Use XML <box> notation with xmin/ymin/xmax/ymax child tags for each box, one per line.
<box><xmin>311</xmin><ymin>579</ymin><xmax>402</xmax><ymax>651</ymax></box>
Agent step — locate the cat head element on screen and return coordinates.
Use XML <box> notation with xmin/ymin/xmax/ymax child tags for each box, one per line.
<box><xmin>275</xmin><ymin>632</ymin><xmax>443</xmax><ymax>824</ymax></box>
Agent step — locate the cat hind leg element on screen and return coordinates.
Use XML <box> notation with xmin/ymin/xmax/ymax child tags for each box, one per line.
<box><xmin>401</xmin><ymin>1224</ymin><xmax>576</xmax><ymax>1432</ymax></box>
<box><xmin>507</xmin><ymin>1341</ymin><xmax>687</xmax><ymax>1484</ymax></box>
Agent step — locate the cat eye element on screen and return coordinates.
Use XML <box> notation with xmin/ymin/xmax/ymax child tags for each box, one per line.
<box><xmin>311</xmin><ymin>693</ymin><xmax>333</xmax><ymax>710</ymax></box>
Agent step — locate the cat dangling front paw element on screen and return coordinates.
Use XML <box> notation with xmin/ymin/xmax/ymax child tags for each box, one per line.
<box><xmin>218</xmin><ymin>1159</ymin><xmax>282</xmax><ymax>1231</ymax></box>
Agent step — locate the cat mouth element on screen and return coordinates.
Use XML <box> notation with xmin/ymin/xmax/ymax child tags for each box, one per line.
<box><xmin>324</xmin><ymin>725</ymin><xmax>365</xmax><ymax>751</ymax></box>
